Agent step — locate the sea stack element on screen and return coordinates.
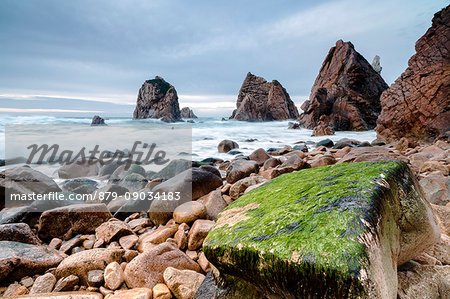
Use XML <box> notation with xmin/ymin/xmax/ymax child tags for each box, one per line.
<box><xmin>133</xmin><ymin>76</ymin><xmax>181</xmax><ymax>122</ymax></box>
<box><xmin>180</xmin><ymin>107</ymin><xmax>198</xmax><ymax>118</ymax></box>
<box><xmin>298</xmin><ymin>40</ymin><xmax>388</xmax><ymax>131</ymax></box>
<box><xmin>230</xmin><ymin>72</ymin><xmax>299</xmax><ymax>121</ymax></box>
<box><xmin>376</xmin><ymin>5</ymin><xmax>450</xmax><ymax>143</ymax></box>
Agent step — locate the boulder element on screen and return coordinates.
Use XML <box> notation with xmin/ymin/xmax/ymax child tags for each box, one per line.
<box><xmin>153</xmin><ymin>283</ymin><xmax>172</xmax><ymax>299</ymax></box>
<box><xmin>55</xmin><ymin>248</ymin><xmax>123</xmax><ymax>285</ymax></box>
<box><xmin>229</xmin><ymin>176</ymin><xmax>267</xmax><ymax>200</ymax></box>
<box><xmin>137</xmin><ymin>223</ymin><xmax>179</xmax><ymax>252</ymax></box>
<box><xmin>419</xmin><ymin>172</ymin><xmax>450</xmax><ymax>205</ymax></box>
<box><xmin>53</xmin><ymin>274</ymin><xmax>79</xmax><ymax>292</ymax></box>
<box><xmin>151</xmin><ymin>159</ymin><xmax>191</xmax><ymax>181</ymax></box>
<box><xmin>298</xmin><ymin>40</ymin><xmax>388</xmax><ymax>131</ymax></box>
<box><xmin>218</xmin><ymin>140</ymin><xmax>239</xmax><ymax>153</ymax></box>
<box><xmin>187</xmin><ymin>219</ymin><xmax>214</xmax><ymax>251</ymax></box>
<box><xmin>173</xmin><ymin>201</ymin><xmax>207</xmax><ymax>224</ymax></box>
<box><xmin>107</xmin><ymin>288</ymin><xmax>153</xmax><ymax>299</ymax></box>
<box><xmin>29</xmin><ymin>273</ymin><xmax>57</xmax><ymax>294</ymax></box>
<box><xmin>133</xmin><ymin>76</ymin><xmax>181</xmax><ymax>122</ymax></box>
<box><xmin>124</xmin><ymin>242</ymin><xmax>201</xmax><ymax>289</ymax></box>
<box><xmin>181</xmin><ymin>107</ymin><xmax>198</xmax><ymax>119</ymax></box>
<box><xmin>337</xmin><ymin>146</ymin><xmax>404</xmax><ymax>164</ymax></box>
<box><xmin>226</xmin><ymin>159</ymin><xmax>259</xmax><ymax>184</ymax></box>
<box><xmin>163</xmin><ymin>267</ymin><xmax>205</xmax><ymax>299</ymax></box>
<box><xmin>91</xmin><ymin>115</ymin><xmax>106</xmax><ymax>126</ymax></box>
<box><xmin>104</xmin><ymin>261</ymin><xmax>125</xmax><ymax>290</ymax></box>
<box><xmin>230</xmin><ymin>73</ymin><xmax>299</xmax><ymax>121</ymax></box>
<box><xmin>0</xmin><ymin>223</ymin><xmax>41</xmax><ymax>245</ymax></box>
<box><xmin>203</xmin><ymin>190</ymin><xmax>228</xmax><ymax>220</ymax></box>
<box><xmin>38</xmin><ymin>204</ymin><xmax>112</xmax><ymax>241</ymax></box>
<box><xmin>203</xmin><ymin>161</ymin><xmax>440</xmax><ymax>298</ymax></box>
<box><xmin>12</xmin><ymin>292</ymin><xmax>103</xmax><ymax>298</ymax></box>
<box><xmin>248</xmin><ymin>148</ymin><xmax>270</xmax><ymax>166</ymax></box>
<box><xmin>0</xmin><ymin>241</ymin><xmax>65</xmax><ymax>282</ymax></box>
<box><xmin>58</xmin><ymin>160</ymin><xmax>100</xmax><ymax>179</ymax></box>
<box><xmin>371</xmin><ymin>55</ymin><xmax>382</xmax><ymax>74</ymax></box>
<box><xmin>397</xmin><ymin>265</ymin><xmax>450</xmax><ymax>299</ymax></box>
<box><xmin>376</xmin><ymin>6</ymin><xmax>450</xmax><ymax>142</ymax></box>
<box><xmin>95</xmin><ymin>219</ymin><xmax>133</xmax><ymax>244</ymax></box>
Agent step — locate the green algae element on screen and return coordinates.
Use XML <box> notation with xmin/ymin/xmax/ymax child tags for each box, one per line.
<box><xmin>204</xmin><ymin>161</ymin><xmax>409</xmax><ymax>298</ymax></box>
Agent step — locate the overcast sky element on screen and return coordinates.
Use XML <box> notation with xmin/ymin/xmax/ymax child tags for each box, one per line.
<box><xmin>0</xmin><ymin>0</ymin><xmax>447</xmax><ymax>117</ymax></box>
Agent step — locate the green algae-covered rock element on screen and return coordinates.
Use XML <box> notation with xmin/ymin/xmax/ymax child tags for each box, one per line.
<box><xmin>202</xmin><ymin>161</ymin><xmax>440</xmax><ymax>299</ymax></box>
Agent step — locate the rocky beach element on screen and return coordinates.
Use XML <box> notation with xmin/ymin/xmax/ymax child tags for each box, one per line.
<box><xmin>0</xmin><ymin>3</ymin><xmax>449</xmax><ymax>299</ymax></box>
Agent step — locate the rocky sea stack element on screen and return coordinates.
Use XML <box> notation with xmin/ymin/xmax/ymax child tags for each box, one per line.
<box><xmin>230</xmin><ymin>73</ymin><xmax>299</xmax><ymax>121</ymax></box>
<box><xmin>133</xmin><ymin>76</ymin><xmax>181</xmax><ymax>122</ymax></box>
<box><xmin>181</xmin><ymin>107</ymin><xmax>198</xmax><ymax>119</ymax></box>
<box><xmin>376</xmin><ymin>5</ymin><xmax>450</xmax><ymax>143</ymax></box>
<box><xmin>298</xmin><ymin>40</ymin><xmax>389</xmax><ymax>131</ymax></box>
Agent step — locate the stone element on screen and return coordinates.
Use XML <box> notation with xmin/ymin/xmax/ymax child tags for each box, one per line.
<box><xmin>118</xmin><ymin>173</ymin><xmax>148</xmax><ymax>192</ymax></box>
<box><xmin>288</xmin><ymin>122</ymin><xmax>300</xmax><ymax>129</ymax></box>
<box><xmin>48</xmin><ymin>238</ymin><xmax>62</xmax><ymax>250</ymax></box>
<box><xmin>12</xmin><ymin>292</ymin><xmax>103</xmax><ymax>298</ymax></box>
<box><xmin>133</xmin><ymin>77</ymin><xmax>181</xmax><ymax>122</ymax></box>
<box><xmin>58</xmin><ymin>160</ymin><xmax>100</xmax><ymax>179</ymax></box>
<box><xmin>431</xmin><ymin>204</ymin><xmax>449</xmax><ymax>235</ymax></box>
<box><xmin>53</xmin><ymin>274</ymin><xmax>79</xmax><ymax>292</ymax></box>
<box><xmin>137</xmin><ymin>223</ymin><xmax>178</xmax><ymax>251</ymax></box>
<box><xmin>180</xmin><ymin>107</ymin><xmax>197</xmax><ymax>119</ymax></box>
<box><xmin>29</xmin><ymin>273</ymin><xmax>57</xmax><ymax>294</ymax></box>
<box><xmin>4</xmin><ymin>283</ymin><xmax>28</xmax><ymax>297</ymax></box>
<box><xmin>107</xmin><ymin>288</ymin><xmax>153</xmax><ymax>299</ymax></box>
<box><xmin>426</xmin><ymin>234</ymin><xmax>450</xmax><ymax>265</ymax></box>
<box><xmin>187</xmin><ymin>220</ymin><xmax>214</xmax><ymax>251</ymax></box>
<box><xmin>0</xmin><ymin>223</ymin><xmax>41</xmax><ymax>245</ymax></box>
<box><xmin>337</xmin><ymin>146</ymin><xmax>404</xmax><ymax>164</ymax></box>
<box><xmin>21</xmin><ymin>277</ymin><xmax>35</xmax><ymax>288</ymax></box>
<box><xmin>59</xmin><ymin>235</ymin><xmax>86</xmax><ymax>254</ymax></box>
<box><xmin>229</xmin><ymin>176</ymin><xmax>267</xmax><ymax>200</ymax></box>
<box><xmin>226</xmin><ymin>159</ymin><xmax>259</xmax><ymax>184</ymax></box>
<box><xmin>298</xmin><ymin>40</ymin><xmax>388</xmax><ymax>131</ymax></box>
<box><xmin>119</xmin><ymin>234</ymin><xmax>139</xmax><ymax>250</ymax></box>
<box><xmin>420</xmin><ymin>161</ymin><xmax>449</xmax><ymax>176</ymax></box>
<box><xmin>91</xmin><ymin>115</ymin><xmax>106</xmax><ymax>126</ymax></box>
<box><xmin>0</xmin><ymin>241</ymin><xmax>64</xmax><ymax>282</ymax></box>
<box><xmin>163</xmin><ymin>267</ymin><xmax>205</xmax><ymax>299</ymax></box>
<box><xmin>230</xmin><ymin>73</ymin><xmax>299</xmax><ymax>121</ymax></box>
<box><xmin>248</xmin><ymin>148</ymin><xmax>270</xmax><ymax>166</ymax></box>
<box><xmin>202</xmin><ymin>190</ymin><xmax>228</xmax><ymax>221</ymax></box>
<box><xmin>217</xmin><ymin>140</ymin><xmax>239</xmax><ymax>153</ymax></box>
<box><xmin>312</xmin><ymin>116</ymin><xmax>335</xmax><ymax>136</ymax></box>
<box><xmin>397</xmin><ymin>265</ymin><xmax>450</xmax><ymax>299</ymax></box>
<box><xmin>376</xmin><ymin>6</ymin><xmax>450</xmax><ymax>142</ymax></box>
<box><xmin>174</xmin><ymin>227</ymin><xmax>187</xmax><ymax>250</ymax></box>
<box><xmin>309</xmin><ymin>155</ymin><xmax>337</xmax><ymax>168</ymax></box>
<box><xmin>279</xmin><ymin>155</ymin><xmax>310</xmax><ymax>170</ymax></box>
<box><xmin>87</xmin><ymin>270</ymin><xmax>104</xmax><ymax>288</ymax></box>
<box><xmin>316</xmin><ymin>139</ymin><xmax>334</xmax><ymax>148</ymax></box>
<box><xmin>124</xmin><ymin>242</ymin><xmax>201</xmax><ymax>289</ymax></box>
<box><xmin>203</xmin><ymin>161</ymin><xmax>440</xmax><ymax>298</ymax></box>
<box><xmin>173</xmin><ymin>201</ymin><xmax>207</xmax><ymax>224</ymax></box>
<box><xmin>104</xmin><ymin>261</ymin><xmax>125</xmax><ymax>290</ymax></box>
<box><xmin>152</xmin><ymin>159</ymin><xmax>191</xmax><ymax>181</ymax></box>
<box><xmin>38</xmin><ymin>203</ymin><xmax>112</xmax><ymax>241</ymax></box>
<box><xmin>419</xmin><ymin>173</ymin><xmax>450</xmax><ymax>205</ymax></box>
<box><xmin>262</xmin><ymin>157</ymin><xmax>281</xmax><ymax>169</ymax></box>
<box><xmin>198</xmin><ymin>252</ymin><xmax>210</xmax><ymax>273</ymax></box>
<box><xmin>95</xmin><ymin>219</ymin><xmax>133</xmax><ymax>244</ymax></box>
<box><xmin>153</xmin><ymin>283</ymin><xmax>172</xmax><ymax>299</ymax></box>
<box><xmin>371</xmin><ymin>55</ymin><xmax>382</xmax><ymax>74</ymax></box>
<box><xmin>0</xmin><ymin>166</ymin><xmax>61</xmax><ymax>210</ymax></box>
<box><xmin>55</xmin><ymin>248</ymin><xmax>123</xmax><ymax>285</ymax></box>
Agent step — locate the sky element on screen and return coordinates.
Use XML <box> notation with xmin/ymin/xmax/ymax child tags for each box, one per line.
<box><xmin>0</xmin><ymin>0</ymin><xmax>447</xmax><ymax>117</ymax></box>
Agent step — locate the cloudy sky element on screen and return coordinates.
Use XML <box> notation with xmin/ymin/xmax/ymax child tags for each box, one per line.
<box><xmin>0</xmin><ymin>0</ymin><xmax>447</xmax><ymax>117</ymax></box>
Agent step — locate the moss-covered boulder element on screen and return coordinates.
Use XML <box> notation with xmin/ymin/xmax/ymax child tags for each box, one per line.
<box><xmin>202</xmin><ymin>161</ymin><xmax>440</xmax><ymax>298</ymax></box>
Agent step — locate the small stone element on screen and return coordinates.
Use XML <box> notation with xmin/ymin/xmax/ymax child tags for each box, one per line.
<box><xmin>186</xmin><ymin>250</ymin><xmax>198</xmax><ymax>261</ymax></box>
<box><xmin>95</xmin><ymin>219</ymin><xmax>133</xmax><ymax>244</ymax></box>
<box><xmin>173</xmin><ymin>201</ymin><xmax>207</xmax><ymax>224</ymax></box>
<box><xmin>4</xmin><ymin>283</ymin><xmax>28</xmax><ymax>297</ymax></box>
<box><xmin>188</xmin><ymin>220</ymin><xmax>214</xmax><ymax>251</ymax></box>
<box><xmin>163</xmin><ymin>267</ymin><xmax>205</xmax><ymax>299</ymax></box>
<box><xmin>48</xmin><ymin>238</ymin><xmax>63</xmax><ymax>250</ymax></box>
<box><xmin>119</xmin><ymin>234</ymin><xmax>139</xmax><ymax>250</ymax></box>
<box><xmin>20</xmin><ymin>276</ymin><xmax>34</xmax><ymax>288</ymax></box>
<box><xmin>30</xmin><ymin>273</ymin><xmax>57</xmax><ymax>294</ymax></box>
<box><xmin>137</xmin><ymin>223</ymin><xmax>178</xmax><ymax>252</ymax></box>
<box><xmin>153</xmin><ymin>283</ymin><xmax>172</xmax><ymax>299</ymax></box>
<box><xmin>87</xmin><ymin>270</ymin><xmax>104</xmax><ymax>288</ymax></box>
<box><xmin>174</xmin><ymin>228</ymin><xmax>187</xmax><ymax>250</ymax></box>
<box><xmin>104</xmin><ymin>261</ymin><xmax>125</xmax><ymax>290</ymax></box>
<box><xmin>53</xmin><ymin>274</ymin><xmax>79</xmax><ymax>292</ymax></box>
<box><xmin>108</xmin><ymin>287</ymin><xmax>153</xmax><ymax>299</ymax></box>
<box><xmin>124</xmin><ymin>250</ymin><xmax>139</xmax><ymax>262</ymax></box>
<box><xmin>198</xmin><ymin>252</ymin><xmax>210</xmax><ymax>272</ymax></box>
<box><xmin>59</xmin><ymin>235</ymin><xmax>85</xmax><ymax>254</ymax></box>
<box><xmin>100</xmin><ymin>286</ymin><xmax>114</xmax><ymax>296</ymax></box>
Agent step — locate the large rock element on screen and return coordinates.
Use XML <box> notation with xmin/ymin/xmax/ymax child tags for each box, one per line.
<box><xmin>58</xmin><ymin>160</ymin><xmax>100</xmax><ymax>179</ymax></box>
<box><xmin>376</xmin><ymin>6</ymin><xmax>450</xmax><ymax>142</ymax></box>
<box><xmin>230</xmin><ymin>72</ymin><xmax>299</xmax><ymax>121</ymax></box>
<box><xmin>13</xmin><ymin>292</ymin><xmax>103</xmax><ymax>298</ymax></box>
<box><xmin>55</xmin><ymin>248</ymin><xmax>123</xmax><ymax>285</ymax></box>
<box><xmin>124</xmin><ymin>242</ymin><xmax>201</xmax><ymax>289</ymax></box>
<box><xmin>298</xmin><ymin>40</ymin><xmax>388</xmax><ymax>131</ymax></box>
<box><xmin>0</xmin><ymin>241</ymin><xmax>65</xmax><ymax>282</ymax></box>
<box><xmin>133</xmin><ymin>76</ymin><xmax>182</xmax><ymax>122</ymax></box>
<box><xmin>163</xmin><ymin>267</ymin><xmax>205</xmax><ymax>299</ymax></box>
<box><xmin>91</xmin><ymin>115</ymin><xmax>106</xmax><ymax>126</ymax></box>
<box><xmin>203</xmin><ymin>161</ymin><xmax>440</xmax><ymax>298</ymax></box>
<box><xmin>181</xmin><ymin>107</ymin><xmax>198</xmax><ymax>119</ymax></box>
<box><xmin>0</xmin><ymin>166</ymin><xmax>61</xmax><ymax>209</ymax></box>
<box><xmin>226</xmin><ymin>159</ymin><xmax>259</xmax><ymax>184</ymax></box>
<box><xmin>38</xmin><ymin>204</ymin><xmax>112</xmax><ymax>241</ymax></box>
<box><xmin>397</xmin><ymin>265</ymin><xmax>450</xmax><ymax>299</ymax></box>
<box><xmin>0</xmin><ymin>223</ymin><xmax>41</xmax><ymax>245</ymax></box>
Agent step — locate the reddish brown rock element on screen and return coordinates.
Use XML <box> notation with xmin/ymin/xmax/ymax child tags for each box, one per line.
<box><xmin>230</xmin><ymin>73</ymin><xmax>299</xmax><ymax>121</ymax></box>
<box><xmin>299</xmin><ymin>40</ymin><xmax>388</xmax><ymax>131</ymax></box>
<box><xmin>133</xmin><ymin>77</ymin><xmax>181</xmax><ymax>122</ymax></box>
<box><xmin>95</xmin><ymin>219</ymin><xmax>133</xmax><ymax>244</ymax></box>
<box><xmin>312</xmin><ymin>116</ymin><xmax>335</xmax><ymax>136</ymax></box>
<box><xmin>0</xmin><ymin>223</ymin><xmax>41</xmax><ymax>245</ymax></box>
<box><xmin>187</xmin><ymin>220</ymin><xmax>214</xmax><ymax>251</ymax></box>
<box><xmin>124</xmin><ymin>242</ymin><xmax>201</xmax><ymax>289</ymax></box>
<box><xmin>376</xmin><ymin>6</ymin><xmax>450</xmax><ymax>142</ymax></box>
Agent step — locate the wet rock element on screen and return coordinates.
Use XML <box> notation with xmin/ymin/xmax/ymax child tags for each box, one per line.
<box><xmin>124</xmin><ymin>242</ymin><xmax>201</xmax><ymax>289</ymax></box>
<box><xmin>376</xmin><ymin>6</ymin><xmax>450</xmax><ymax>142</ymax></box>
<box><xmin>3</xmin><ymin>283</ymin><xmax>28</xmax><ymax>297</ymax></box>
<box><xmin>104</xmin><ymin>261</ymin><xmax>124</xmax><ymax>290</ymax></box>
<box><xmin>38</xmin><ymin>203</ymin><xmax>112</xmax><ymax>241</ymax></box>
<box><xmin>226</xmin><ymin>159</ymin><xmax>259</xmax><ymax>184</ymax></box>
<box><xmin>61</xmin><ymin>178</ymin><xmax>98</xmax><ymax>193</ymax></box>
<box><xmin>337</xmin><ymin>146</ymin><xmax>404</xmax><ymax>163</ymax></box>
<box><xmin>316</xmin><ymin>139</ymin><xmax>334</xmax><ymax>148</ymax></box>
<box><xmin>262</xmin><ymin>157</ymin><xmax>281</xmax><ymax>169</ymax></box>
<box><xmin>152</xmin><ymin>159</ymin><xmax>191</xmax><ymax>181</ymax></box>
<box><xmin>279</xmin><ymin>155</ymin><xmax>310</xmax><ymax>170</ymax></box>
<box><xmin>0</xmin><ymin>223</ymin><xmax>41</xmax><ymax>245</ymax></box>
<box><xmin>309</xmin><ymin>155</ymin><xmax>337</xmax><ymax>168</ymax></box>
<box><xmin>58</xmin><ymin>160</ymin><xmax>100</xmax><ymax>179</ymax></box>
<box><xmin>229</xmin><ymin>176</ymin><xmax>267</xmax><ymax>200</ymax></box>
<box><xmin>203</xmin><ymin>161</ymin><xmax>440</xmax><ymax>298</ymax></box>
<box><xmin>181</xmin><ymin>107</ymin><xmax>198</xmax><ymax>119</ymax></box>
<box><xmin>91</xmin><ymin>115</ymin><xmax>106</xmax><ymax>126</ymax></box>
<box><xmin>0</xmin><ymin>241</ymin><xmax>64</xmax><ymax>283</ymax></box>
<box><xmin>137</xmin><ymin>223</ymin><xmax>178</xmax><ymax>252</ymax></box>
<box><xmin>218</xmin><ymin>140</ymin><xmax>239</xmax><ymax>153</ymax></box>
<box><xmin>16</xmin><ymin>292</ymin><xmax>104</xmax><ymax>298</ymax></box>
<box><xmin>173</xmin><ymin>201</ymin><xmax>207</xmax><ymax>224</ymax></box>
<box><xmin>29</xmin><ymin>273</ymin><xmax>57</xmax><ymax>294</ymax></box>
<box><xmin>133</xmin><ymin>77</ymin><xmax>181</xmax><ymax>122</ymax></box>
<box><xmin>202</xmin><ymin>190</ymin><xmax>228</xmax><ymax>221</ymax></box>
<box><xmin>55</xmin><ymin>248</ymin><xmax>123</xmax><ymax>285</ymax></box>
<box><xmin>118</xmin><ymin>173</ymin><xmax>148</xmax><ymax>192</ymax></box>
<box><xmin>248</xmin><ymin>148</ymin><xmax>270</xmax><ymax>166</ymax></box>
<box><xmin>230</xmin><ymin>73</ymin><xmax>299</xmax><ymax>121</ymax></box>
<box><xmin>188</xmin><ymin>220</ymin><xmax>214</xmax><ymax>251</ymax></box>
<box><xmin>163</xmin><ymin>267</ymin><xmax>205</xmax><ymax>299</ymax></box>
<box><xmin>95</xmin><ymin>219</ymin><xmax>133</xmax><ymax>244</ymax></box>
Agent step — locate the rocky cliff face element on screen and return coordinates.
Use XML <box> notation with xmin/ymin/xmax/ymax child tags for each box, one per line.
<box><xmin>376</xmin><ymin>6</ymin><xmax>450</xmax><ymax>143</ymax></box>
<box><xmin>230</xmin><ymin>73</ymin><xmax>299</xmax><ymax>121</ymax></box>
<box><xmin>180</xmin><ymin>107</ymin><xmax>197</xmax><ymax>118</ymax></box>
<box><xmin>133</xmin><ymin>77</ymin><xmax>181</xmax><ymax>122</ymax></box>
<box><xmin>298</xmin><ymin>40</ymin><xmax>388</xmax><ymax>131</ymax></box>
